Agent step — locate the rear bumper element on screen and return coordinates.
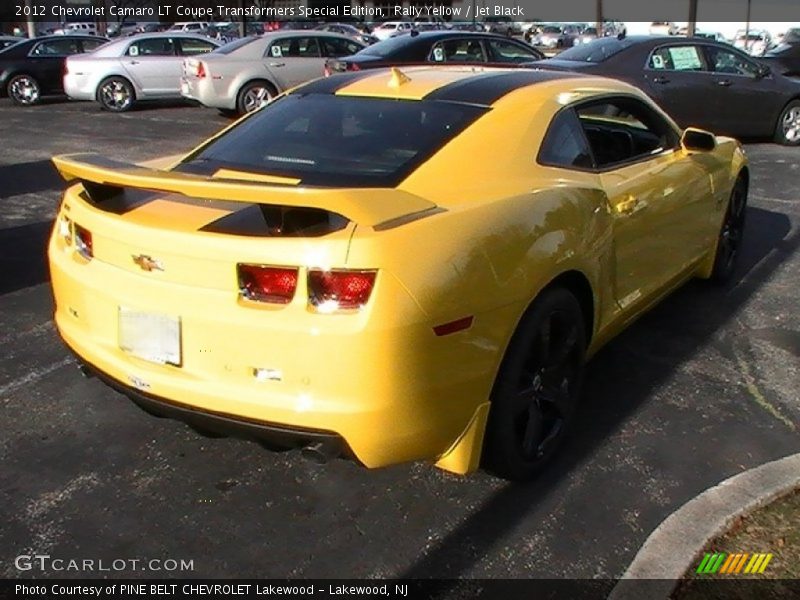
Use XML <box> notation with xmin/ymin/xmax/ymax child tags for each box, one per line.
<box><xmin>72</xmin><ymin>347</ymin><xmax>351</xmax><ymax>457</ymax></box>
<box><xmin>180</xmin><ymin>76</ymin><xmax>235</xmax><ymax>111</ymax></box>
<box><xmin>63</xmin><ymin>73</ymin><xmax>96</xmax><ymax>101</ymax></box>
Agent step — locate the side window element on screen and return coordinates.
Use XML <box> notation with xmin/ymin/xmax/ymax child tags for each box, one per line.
<box><xmin>31</xmin><ymin>39</ymin><xmax>81</xmax><ymax>56</ymax></box>
<box><xmin>179</xmin><ymin>38</ymin><xmax>216</xmax><ymax>56</ymax></box>
<box><xmin>80</xmin><ymin>39</ymin><xmax>105</xmax><ymax>53</ymax></box>
<box><xmin>575</xmin><ymin>97</ymin><xmax>680</xmax><ymax>168</ymax></box>
<box><xmin>538</xmin><ymin>109</ymin><xmax>594</xmax><ymax>169</ymax></box>
<box><xmin>648</xmin><ymin>45</ymin><xmax>705</xmax><ymax>71</ymax></box>
<box><xmin>429</xmin><ymin>39</ymin><xmax>485</xmax><ymax>63</ymax></box>
<box><xmin>486</xmin><ymin>40</ymin><xmax>538</xmax><ymax>63</ymax></box>
<box><xmin>321</xmin><ymin>38</ymin><xmax>362</xmax><ymax>58</ymax></box>
<box><xmin>268</xmin><ymin>37</ymin><xmax>320</xmax><ymax>58</ymax></box>
<box><xmin>703</xmin><ymin>46</ymin><xmax>760</xmax><ymax>77</ymax></box>
<box><xmin>127</xmin><ymin>38</ymin><xmax>175</xmax><ymax>57</ymax></box>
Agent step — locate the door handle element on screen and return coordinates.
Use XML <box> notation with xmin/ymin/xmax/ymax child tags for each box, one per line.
<box><xmin>651</xmin><ymin>76</ymin><xmax>670</xmax><ymax>84</ymax></box>
<box><xmin>269</xmin><ymin>62</ymin><xmax>285</xmax><ymax>67</ymax></box>
<box><xmin>717</xmin><ymin>79</ymin><xmax>732</xmax><ymax>87</ymax></box>
<box><xmin>129</xmin><ymin>60</ymin><xmax>140</xmax><ymax>65</ymax></box>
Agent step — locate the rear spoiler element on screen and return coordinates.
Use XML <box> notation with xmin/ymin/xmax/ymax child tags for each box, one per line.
<box><xmin>52</xmin><ymin>153</ymin><xmax>439</xmax><ymax>229</ymax></box>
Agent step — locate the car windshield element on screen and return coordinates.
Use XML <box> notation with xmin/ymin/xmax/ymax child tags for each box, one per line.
<box><xmin>556</xmin><ymin>37</ymin><xmax>636</xmax><ymax>62</ymax></box>
<box><xmin>179</xmin><ymin>94</ymin><xmax>486</xmax><ymax>187</ymax></box>
<box><xmin>583</xmin><ymin>28</ymin><xmax>597</xmax><ymax>35</ymax></box>
<box><xmin>542</xmin><ymin>27</ymin><xmax>562</xmax><ymax>34</ymax></box>
<box><xmin>213</xmin><ymin>37</ymin><xmax>257</xmax><ymax>54</ymax></box>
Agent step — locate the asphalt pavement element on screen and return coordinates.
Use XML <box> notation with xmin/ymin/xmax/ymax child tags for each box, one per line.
<box><xmin>1</xmin><ymin>98</ymin><xmax>798</xmax><ymax>580</ymax></box>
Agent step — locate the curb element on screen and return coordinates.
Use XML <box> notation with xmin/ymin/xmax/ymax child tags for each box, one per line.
<box><xmin>608</xmin><ymin>452</ymin><xmax>800</xmax><ymax>600</ymax></box>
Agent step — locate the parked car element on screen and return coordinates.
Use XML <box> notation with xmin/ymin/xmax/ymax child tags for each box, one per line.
<box><xmin>484</xmin><ymin>16</ymin><xmax>521</xmax><ymax>37</ymax></box>
<box><xmin>529</xmin><ymin>36</ymin><xmax>800</xmax><ymax>145</ymax></box>
<box><xmin>55</xmin><ymin>22</ymin><xmax>98</xmax><ymax>36</ymax></box>
<box><xmin>181</xmin><ymin>32</ymin><xmax>365</xmax><ymax>115</ymax></box>
<box><xmin>168</xmin><ymin>22</ymin><xmax>209</xmax><ymax>34</ymax></box>
<box><xmin>530</xmin><ymin>25</ymin><xmax>576</xmax><ymax>48</ymax></box>
<box><xmin>107</xmin><ymin>22</ymin><xmax>142</xmax><ymax>37</ymax></box>
<box><xmin>694</xmin><ymin>31</ymin><xmax>728</xmax><ymax>44</ymax></box>
<box><xmin>372</xmin><ymin>21</ymin><xmax>413</xmax><ymax>41</ymax></box>
<box><xmin>575</xmin><ymin>26</ymin><xmax>598</xmax><ymax>45</ymax></box>
<box><xmin>650</xmin><ymin>22</ymin><xmax>679</xmax><ymax>36</ymax></box>
<box><xmin>761</xmin><ymin>36</ymin><xmax>800</xmax><ymax>78</ymax></box>
<box><xmin>602</xmin><ymin>20</ymin><xmax>627</xmax><ymax>37</ymax></box>
<box><xmin>734</xmin><ymin>30</ymin><xmax>772</xmax><ymax>56</ymax></box>
<box><xmin>326</xmin><ymin>31</ymin><xmax>544</xmax><ymax>74</ymax></box>
<box><xmin>0</xmin><ymin>35</ymin><xmax>108</xmax><ymax>106</ymax></box>
<box><xmin>315</xmin><ymin>23</ymin><xmax>378</xmax><ymax>45</ymax></box>
<box><xmin>63</xmin><ymin>33</ymin><xmax>219</xmax><ymax>112</ymax></box>
<box><xmin>49</xmin><ymin>68</ymin><xmax>749</xmax><ymax>481</ymax></box>
<box><xmin>0</xmin><ymin>36</ymin><xmax>23</xmax><ymax>51</ymax></box>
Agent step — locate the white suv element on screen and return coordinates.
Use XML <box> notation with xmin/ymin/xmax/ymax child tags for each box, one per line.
<box><xmin>56</xmin><ymin>22</ymin><xmax>98</xmax><ymax>36</ymax></box>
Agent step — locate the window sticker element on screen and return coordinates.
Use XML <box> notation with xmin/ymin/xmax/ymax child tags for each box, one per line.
<box><xmin>652</xmin><ymin>54</ymin><xmax>665</xmax><ymax>69</ymax></box>
<box><xmin>129</xmin><ymin>45</ymin><xmax>139</xmax><ymax>57</ymax></box>
<box><xmin>668</xmin><ymin>47</ymin><xmax>701</xmax><ymax>70</ymax></box>
<box><xmin>432</xmin><ymin>46</ymin><xmax>444</xmax><ymax>62</ymax></box>
<box><xmin>271</xmin><ymin>45</ymin><xmax>282</xmax><ymax>58</ymax></box>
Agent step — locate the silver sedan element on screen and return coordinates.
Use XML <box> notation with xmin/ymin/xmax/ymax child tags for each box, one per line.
<box><xmin>63</xmin><ymin>32</ymin><xmax>219</xmax><ymax>112</ymax></box>
<box><xmin>180</xmin><ymin>32</ymin><xmax>365</xmax><ymax>115</ymax></box>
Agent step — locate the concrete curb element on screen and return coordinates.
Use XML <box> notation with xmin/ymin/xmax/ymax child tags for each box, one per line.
<box><xmin>608</xmin><ymin>452</ymin><xmax>800</xmax><ymax>600</ymax></box>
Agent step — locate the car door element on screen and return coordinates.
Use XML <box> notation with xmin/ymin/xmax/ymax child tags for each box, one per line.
<box><xmin>700</xmin><ymin>44</ymin><xmax>783</xmax><ymax>137</ymax></box>
<box><xmin>574</xmin><ymin>97</ymin><xmax>713</xmax><ymax>308</ymax></box>
<box><xmin>28</xmin><ymin>37</ymin><xmax>82</xmax><ymax>93</ymax></box>
<box><xmin>643</xmin><ymin>43</ymin><xmax>717</xmax><ymax>129</ymax></box>
<box><xmin>122</xmin><ymin>36</ymin><xmax>178</xmax><ymax>96</ymax></box>
<box><xmin>264</xmin><ymin>36</ymin><xmax>323</xmax><ymax>89</ymax></box>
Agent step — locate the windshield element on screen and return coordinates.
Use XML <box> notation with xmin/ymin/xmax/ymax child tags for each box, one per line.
<box><xmin>556</xmin><ymin>37</ymin><xmax>636</xmax><ymax>62</ymax></box>
<box><xmin>178</xmin><ymin>94</ymin><xmax>485</xmax><ymax>187</ymax></box>
<box><xmin>542</xmin><ymin>27</ymin><xmax>562</xmax><ymax>34</ymax></box>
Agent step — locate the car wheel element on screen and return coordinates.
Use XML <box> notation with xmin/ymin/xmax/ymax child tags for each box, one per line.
<box><xmin>774</xmin><ymin>100</ymin><xmax>800</xmax><ymax>146</ymax></box>
<box><xmin>237</xmin><ymin>81</ymin><xmax>275</xmax><ymax>115</ymax></box>
<box><xmin>482</xmin><ymin>287</ymin><xmax>586</xmax><ymax>481</ymax></box>
<box><xmin>97</xmin><ymin>76</ymin><xmax>135</xmax><ymax>112</ymax></box>
<box><xmin>710</xmin><ymin>176</ymin><xmax>748</xmax><ymax>284</ymax></box>
<box><xmin>7</xmin><ymin>74</ymin><xmax>41</xmax><ymax>106</ymax></box>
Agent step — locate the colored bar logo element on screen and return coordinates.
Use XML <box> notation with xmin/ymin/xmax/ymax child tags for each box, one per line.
<box><xmin>696</xmin><ymin>552</ymin><xmax>773</xmax><ymax>574</ymax></box>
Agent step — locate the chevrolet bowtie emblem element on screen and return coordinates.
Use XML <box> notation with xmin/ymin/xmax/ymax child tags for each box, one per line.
<box><xmin>132</xmin><ymin>254</ymin><xmax>164</xmax><ymax>272</ymax></box>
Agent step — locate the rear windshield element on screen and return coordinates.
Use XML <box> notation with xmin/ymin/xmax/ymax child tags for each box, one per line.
<box><xmin>360</xmin><ymin>35</ymin><xmax>415</xmax><ymax>57</ymax></box>
<box><xmin>556</xmin><ymin>37</ymin><xmax>637</xmax><ymax>62</ymax></box>
<box><xmin>179</xmin><ymin>94</ymin><xmax>486</xmax><ymax>187</ymax></box>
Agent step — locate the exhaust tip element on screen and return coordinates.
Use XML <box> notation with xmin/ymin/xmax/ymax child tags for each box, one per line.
<box><xmin>300</xmin><ymin>441</ymin><xmax>340</xmax><ymax>464</ymax></box>
<box><xmin>77</xmin><ymin>362</ymin><xmax>94</xmax><ymax>378</ymax></box>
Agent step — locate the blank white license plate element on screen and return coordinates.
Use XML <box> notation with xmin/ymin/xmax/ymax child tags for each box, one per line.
<box><xmin>118</xmin><ymin>308</ymin><xmax>181</xmax><ymax>366</ymax></box>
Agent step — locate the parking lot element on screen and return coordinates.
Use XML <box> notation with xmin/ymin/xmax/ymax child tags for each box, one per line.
<box><xmin>1</xmin><ymin>97</ymin><xmax>799</xmax><ymax>579</ymax></box>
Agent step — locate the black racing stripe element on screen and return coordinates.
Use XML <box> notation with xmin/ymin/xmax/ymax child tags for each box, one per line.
<box><xmin>291</xmin><ymin>69</ymin><xmax>378</xmax><ymax>95</ymax></box>
<box><xmin>424</xmin><ymin>70</ymin><xmax>579</xmax><ymax>106</ymax></box>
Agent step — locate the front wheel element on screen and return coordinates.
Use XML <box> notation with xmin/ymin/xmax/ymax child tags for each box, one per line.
<box><xmin>97</xmin><ymin>76</ymin><xmax>135</xmax><ymax>112</ymax></box>
<box><xmin>710</xmin><ymin>176</ymin><xmax>748</xmax><ymax>284</ymax></box>
<box><xmin>482</xmin><ymin>287</ymin><xmax>586</xmax><ymax>481</ymax></box>
<box><xmin>774</xmin><ymin>100</ymin><xmax>800</xmax><ymax>146</ymax></box>
<box><xmin>7</xmin><ymin>74</ymin><xmax>41</xmax><ymax>106</ymax></box>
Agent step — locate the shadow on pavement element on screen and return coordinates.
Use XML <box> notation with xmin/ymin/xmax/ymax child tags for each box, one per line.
<box><xmin>0</xmin><ymin>220</ymin><xmax>53</xmax><ymax>295</ymax></box>
<box><xmin>401</xmin><ymin>205</ymin><xmax>796</xmax><ymax>579</ymax></box>
<box><xmin>0</xmin><ymin>159</ymin><xmax>62</xmax><ymax>199</ymax></box>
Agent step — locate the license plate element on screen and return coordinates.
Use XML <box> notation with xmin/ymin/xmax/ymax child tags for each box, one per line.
<box><xmin>118</xmin><ymin>308</ymin><xmax>181</xmax><ymax>366</ymax></box>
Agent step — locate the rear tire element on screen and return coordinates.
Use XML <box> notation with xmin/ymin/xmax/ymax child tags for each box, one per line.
<box><xmin>482</xmin><ymin>287</ymin><xmax>586</xmax><ymax>481</ymax></box>
<box><xmin>774</xmin><ymin>100</ymin><xmax>800</xmax><ymax>146</ymax></box>
<box><xmin>236</xmin><ymin>80</ymin><xmax>276</xmax><ymax>115</ymax></box>
<box><xmin>7</xmin><ymin>74</ymin><xmax>41</xmax><ymax>106</ymax></box>
<box><xmin>709</xmin><ymin>176</ymin><xmax>748</xmax><ymax>284</ymax></box>
<box><xmin>97</xmin><ymin>76</ymin><xmax>135</xmax><ymax>112</ymax></box>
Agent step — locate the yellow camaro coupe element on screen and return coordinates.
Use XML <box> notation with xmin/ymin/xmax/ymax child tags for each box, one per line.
<box><xmin>49</xmin><ymin>67</ymin><xmax>748</xmax><ymax>481</ymax></box>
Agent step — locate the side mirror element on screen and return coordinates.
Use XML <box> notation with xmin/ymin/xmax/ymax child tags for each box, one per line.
<box><xmin>756</xmin><ymin>64</ymin><xmax>771</xmax><ymax>79</ymax></box>
<box><xmin>681</xmin><ymin>127</ymin><xmax>717</xmax><ymax>152</ymax></box>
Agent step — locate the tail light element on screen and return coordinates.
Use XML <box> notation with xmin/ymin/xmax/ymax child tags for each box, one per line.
<box><xmin>195</xmin><ymin>61</ymin><xmax>206</xmax><ymax>79</ymax></box>
<box><xmin>348</xmin><ymin>62</ymin><xmax>361</xmax><ymax>72</ymax></box>
<box><xmin>308</xmin><ymin>270</ymin><xmax>376</xmax><ymax>311</ymax></box>
<box><xmin>238</xmin><ymin>264</ymin><xmax>298</xmax><ymax>304</ymax></box>
<box><xmin>74</xmin><ymin>224</ymin><xmax>92</xmax><ymax>259</ymax></box>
